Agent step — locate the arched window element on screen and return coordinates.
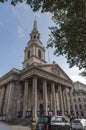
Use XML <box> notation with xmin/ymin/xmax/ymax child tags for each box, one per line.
<box><xmin>28</xmin><ymin>50</ymin><xmax>30</xmax><ymax>58</ymax></box>
<box><xmin>34</xmin><ymin>35</ymin><xmax>36</xmax><ymax>39</ymax></box>
<box><xmin>38</xmin><ymin>50</ymin><xmax>41</xmax><ymax>58</ymax></box>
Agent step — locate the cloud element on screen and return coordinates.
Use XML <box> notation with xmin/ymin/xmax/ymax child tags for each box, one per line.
<box><xmin>70</xmin><ymin>75</ymin><xmax>86</xmax><ymax>85</ymax></box>
<box><xmin>64</xmin><ymin>66</ymin><xmax>86</xmax><ymax>84</ymax></box>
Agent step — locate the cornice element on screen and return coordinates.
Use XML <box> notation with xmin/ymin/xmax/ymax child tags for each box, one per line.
<box><xmin>0</xmin><ymin>66</ymin><xmax>73</xmax><ymax>88</ymax></box>
<box><xmin>25</xmin><ymin>42</ymin><xmax>45</xmax><ymax>51</ymax></box>
<box><xmin>0</xmin><ymin>68</ymin><xmax>20</xmax><ymax>86</ymax></box>
<box><xmin>22</xmin><ymin>55</ymin><xmax>47</xmax><ymax>64</ymax></box>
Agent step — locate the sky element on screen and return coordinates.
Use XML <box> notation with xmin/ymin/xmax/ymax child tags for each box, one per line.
<box><xmin>0</xmin><ymin>2</ymin><xmax>86</xmax><ymax>84</ymax></box>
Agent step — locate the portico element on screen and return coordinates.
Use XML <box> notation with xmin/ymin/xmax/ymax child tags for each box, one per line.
<box><xmin>20</xmin><ymin>64</ymin><xmax>73</xmax><ymax>118</ymax></box>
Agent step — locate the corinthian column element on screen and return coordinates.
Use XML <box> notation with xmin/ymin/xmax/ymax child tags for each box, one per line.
<box><xmin>56</xmin><ymin>91</ymin><xmax>60</xmax><ymax>112</ymax></box>
<box><xmin>58</xmin><ymin>84</ymin><xmax>64</xmax><ymax>115</ymax></box>
<box><xmin>32</xmin><ymin>76</ymin><xmax>37</xmax><ymax>118</ymax></box>
<box><xmin>0</xmin><ymin>86</ymin><xmax>5</xmax><ymax>114</ymax></box>
<box><xmin>63</xmin><ymin>89</ymin><xmax>67</xmax><ymax>113</ymax></box>
<box><xmin>3</xmin><ymin>84</ymin><xmax>9</xmax><ymax>115</ymax></box>
<box><xmin>70</xmin><ymin>88</ymin><xmax>76</xmax><ymax>116</ymax></box>
<box><xmin>43</xmin><ymin>79</ymin><xmax>48</xmax><ymax>115</ymax></box>
<box><xmin>23</xmin><ymin>79</ymin><xmax>28</xmax><ymax>118</ymax></box>
<box><xmin>17</xmin><ymin>82</ymin><xmax>22</xmax><ymax>112</ymax></box>
<box><xmin>51</xmin><ymin>82</ymin><xmax>57</xmax><ymax>115</ymax></box>
<box><xmin>65</xmin><ymin>88</ymin><xmax>70</xmax><ymax>115</ymax></box>
<box><xmin>6</xmin><ymin>81</ymin><xmax>15</xmax><ymax>120</ymax></box>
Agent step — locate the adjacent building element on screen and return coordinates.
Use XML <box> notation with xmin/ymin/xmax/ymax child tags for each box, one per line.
<box><xmin>0</xmin><ymin>18</ymin><xmax>73</xmax><ymax>120</ymax></box>
<box><xmin>72</xmin><ymin>81</ymin><xmax>86</xmax><ymax>118</ymax></box>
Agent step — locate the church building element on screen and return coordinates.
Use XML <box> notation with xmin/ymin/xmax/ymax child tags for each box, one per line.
<box><xmin>0</xmin><ymin>18</ymin><xmax>74</xmax><ymax>120</ymax></box>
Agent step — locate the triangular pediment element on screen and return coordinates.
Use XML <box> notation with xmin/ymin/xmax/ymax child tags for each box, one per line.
<box><xmin>37</xmin><ymin>63</ymin><xmax>72</xmax><ymax>82</ymax></box>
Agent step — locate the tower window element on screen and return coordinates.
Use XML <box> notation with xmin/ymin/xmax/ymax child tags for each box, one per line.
<box><xmin>28</xmin><ymin>50</ymin><xmax>30</xmax><ymax>58</ymax></box>
<box><xmin>38</xmin><ymin>50</ymin><xmax>41</xmax><ymax>58</ymax></box>
<box><xmin>34</xmin><ymin>35</ymin><xmax>36</xmax><ymax>39</ymax></box>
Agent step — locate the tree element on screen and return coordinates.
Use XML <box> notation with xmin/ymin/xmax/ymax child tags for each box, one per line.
<box><xmin>29</xmin><ymin>0</ymin><xmax>86</xmax><ymax>75</ymax></box>
<box><xmin>47</xmin><ymin>1</ymin><xmax>86</xmax><ymax>70</ymax></box>
<box><xmin>0</xmin><ymin>0</ymin><xmax>86</xmax><ymax>75</ymax></box>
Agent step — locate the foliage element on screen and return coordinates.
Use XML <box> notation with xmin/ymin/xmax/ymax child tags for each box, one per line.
<box><xmin>47</xmin><ymin>0</ymin><xmax>86</xmax><ymax>70</ymax></box>
<box><xmin>80</xmin><ymin>71</ymin><xmax>86</xmax><ymax>77</ymax></box>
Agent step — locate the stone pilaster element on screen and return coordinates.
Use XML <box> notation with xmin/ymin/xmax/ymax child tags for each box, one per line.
<box><xmin>23</xmin><ymin>79</ymin><xmax>28</xmax><ymax>118</ymax></box>
<box><xmin>6</xmin><ymin>81</ymin><xmax>15</xmax><ymax>120</ymax></box>
<box><xmin>51</xmin><ymin>82</ymin><xmax>57</xmax><ymax>115</ymax></box>
<box><xmin>32</xmin><ymin>76</ymin><xmax>37</xmax><ymax>117</ymax></box>
<box><xmin>0</xmin><ymin>86</ymin><xmax>5</xmax><ymax>114</ymax></box>
<box><xmin>58</xmin><ymin>85</ymin><xmax>64</xmax><ymax>115</ymax></box>
<box><xmin>43</xmin><ymin>79</ymin><xmax>48</xmax><ymax>115</ymax></box>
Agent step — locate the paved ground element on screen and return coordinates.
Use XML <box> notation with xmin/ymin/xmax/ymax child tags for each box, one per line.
<box><xmin>10</xmin><ymin>125</ymin><xmax>31</xmax><ymax>130</ymax></box>
<box><xmin>0</xmin><ymin>122</ymin><xmax>31</xmax><ymax>130</ymax></box>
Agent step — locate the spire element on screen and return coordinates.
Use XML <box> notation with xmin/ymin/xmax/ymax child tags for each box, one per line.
<box><xmin>29</xmin><ymin>16</ymin><xmax>40</xmax><ymax>42</ymax></box>
<box><xmin>33</xmin><ymin>16</ymin><xmax>38</xmax><ymax>32</ymax></box>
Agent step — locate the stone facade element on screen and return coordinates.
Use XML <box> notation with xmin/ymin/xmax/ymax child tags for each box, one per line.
<box><xmin>72</xmin><ymin>81</ymin><xmax>86</xmax><ymax>118</ymax></box>
<box><xmin>0</xmin><ymin>18</ymin><xmax>74</xmax><ymax>120</ymax></box>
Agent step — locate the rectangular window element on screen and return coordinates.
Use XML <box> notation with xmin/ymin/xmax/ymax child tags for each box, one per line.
<box><xmin>78</xmin><ymin>98</ymin><xmax>81</xmax><ymax>102</ymax></box>
<box><xmin>74</xmin><ymin>98</ymin><xmax>76</xmax><ymax>102</ymax></box>
<box><xmin>79</xmin><ymin>104</ymin><xmax>82</xmax><ymax>109</ymax></box>
<box><xmin>75</xmin><ymin>105</ymin><xmax>77</xmax><ymax>109</ymax></box>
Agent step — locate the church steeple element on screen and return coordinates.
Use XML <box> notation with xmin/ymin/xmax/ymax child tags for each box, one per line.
<box><xmin>33</xmin><ymin>16</ymin><xmax>38</xmax><ymax>32</ymax></box>
<box><xmin>23</xmin><ymin>18</ymin><xmax>46</xmax><ymax>69</ymax></box>
<box><xmin>30</xmin><ymin>17</ymin><xmax>40</xmax><ymax>41</ymax></box>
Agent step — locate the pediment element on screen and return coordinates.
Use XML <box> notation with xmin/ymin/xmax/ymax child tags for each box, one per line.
<box><xmin>37</xmin><ymin>64</ymin><xmax>72</xmax><ymax>82</ymax></box>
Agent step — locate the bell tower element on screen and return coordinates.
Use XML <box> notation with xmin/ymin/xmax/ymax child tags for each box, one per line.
<box><xmin>23</xmin><ymin>17</ymin><xmax>47</xmax><ymax>69</ymax></box>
